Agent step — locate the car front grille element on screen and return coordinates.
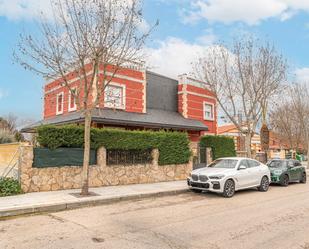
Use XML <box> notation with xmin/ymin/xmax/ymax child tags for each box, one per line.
<box><xmin>192</xmin><ymin>174</ymin><xmax>198</xmax><ymax>181</ymax></box>
<box><xmin>199</xmin><ymin>175</ymin><xmax>208</xmax><ymax>182</ymax></box>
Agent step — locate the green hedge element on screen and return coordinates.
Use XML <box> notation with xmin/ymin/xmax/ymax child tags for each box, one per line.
<box><xmin>37</xmin><ymin>125</ymin><xmax>191</xmax><ymax>165</ymax></box>
<box><xmin>199</xmin><ymin>135</ymin><xmax>236</xmax><ymax>160</ymax></box>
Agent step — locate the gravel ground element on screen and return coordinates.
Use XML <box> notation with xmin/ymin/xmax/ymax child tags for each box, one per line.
<box><xmin>1</xmin><ymin>182</ymin><xmax>309</xmax><ymax>249</ymax></box>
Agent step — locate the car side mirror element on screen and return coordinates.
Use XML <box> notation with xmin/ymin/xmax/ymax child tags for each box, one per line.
<box><xmin>239</xmin><ymin>165</ymin><xmax>247</xmax><ymax>170</ymax></box>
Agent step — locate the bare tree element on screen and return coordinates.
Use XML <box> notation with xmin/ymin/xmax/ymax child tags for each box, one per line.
<box><xmin>289</xmin><ymin>83</ymin><xmax>309</xmax><ymax>157</ymax></box>
<box><xmin>4</xmin><ymin>114</ymin><xmax>18</xmax><ymax>133</ymax></box>
<box><xmin>194</xmin><ymin>38</ymin><xmax>287</xmax><ymax>157</ymax></box>
<box><xmin>269</xmin><ymin>102</ymin><xmax>301</xmax><ymax>150</ymax></box>
<box><xmin>15</xmin><ymin>0</ymin><xmax>156</xmax><ymax>195</ymax></box>
<box><xmin>270</xmin><ymin>83</ymin><xmax>309</xmax><ymax>157</ymax></box>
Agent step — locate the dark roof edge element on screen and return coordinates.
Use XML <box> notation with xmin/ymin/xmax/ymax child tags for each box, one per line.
<box><xmin>21</xmin><ymin>117</ymin><xmax>208</xmax><ymax>133</ymax></box>
<box><xmin>146</xmin><ymin>70</ymin><xmax>178</xmax><ymax>82</ymax></box>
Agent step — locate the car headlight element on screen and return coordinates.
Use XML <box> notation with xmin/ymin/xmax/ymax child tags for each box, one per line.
<box><xmin>273</xmin><ymin>170</ymin><xmax>283</xmax><ymax>175</ymax></box>
<box><xmin>209</xmin><ymin>174</ymin><xmax>225</xmax><ymax>180</ymax></box>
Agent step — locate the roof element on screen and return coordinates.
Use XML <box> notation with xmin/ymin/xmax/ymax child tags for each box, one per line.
<box><xmin>217</xmin><ymin>123</ymin><xmax>237</xmax><ymax>134</ymax></box>
<box><xmin>21</xmin><ymin>108</ymin><xmax>208</xmax><ymax>132</ymax></box>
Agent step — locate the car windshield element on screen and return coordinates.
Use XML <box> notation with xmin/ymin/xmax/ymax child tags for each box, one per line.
<box><xmin>267</xmin><ymin>160</ymin><xmax>287</xmax><ymax>168</ymax></box>
<box><xmin>208</xmin><ymin>159</ymin><xmax>238</xmax><ymax>169</ymax></box>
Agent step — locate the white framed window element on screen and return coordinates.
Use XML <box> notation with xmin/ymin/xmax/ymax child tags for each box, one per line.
<box><xmin>203</xmin><ymin>102</ymin><xmax>214</xmax><ymax>121</ymax></box>
<box><xmin>56</xmin><ymin>92</ymin><xmax>64</xmax><ymax>115</ymax></box>
<box><xmin>104</xmin><ymin>83</ymin><xmax>125</xmax><ymax>109</ymax></box>
<box><xmin>68</xmin><ymin>88</ymin><xmax>77</xmax><ymax>112</ymax></box>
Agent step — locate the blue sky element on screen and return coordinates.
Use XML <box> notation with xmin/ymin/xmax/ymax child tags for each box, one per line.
<box><xmin>1</xmin><ymin>0</ymin><xmax>309</xmax><ymax>122</ymax></box>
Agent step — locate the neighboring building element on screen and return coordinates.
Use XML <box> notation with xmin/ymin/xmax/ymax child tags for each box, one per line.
<box><xmin>268</xmin><ymin>131</ymin><xmax>290</xmax><ymax>159</ymax></box>
<box><xmin>23</xmin><ymin>63</ymin><xmax>217</xmax><ymax>141</ymax></box>
<box><xmin>217</xmin><ymin>123</ymin><xmax>261</xmax><ymax>152</ymax></box>
<box><xmin>217</xmin><ymin>123</ymin><xmax>298</xmax><ymax>159</ymax></box>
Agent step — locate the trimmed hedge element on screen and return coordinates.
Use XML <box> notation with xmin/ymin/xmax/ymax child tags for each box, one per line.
<box><xmin>200</xmin><ymin>135</ymin><xmax>236</xmax><ymax>160</ymax></box>
<box><xmin>37</xmin><ymin>125</ymin><xmax>191</xmax><ymax>165</ymax></box>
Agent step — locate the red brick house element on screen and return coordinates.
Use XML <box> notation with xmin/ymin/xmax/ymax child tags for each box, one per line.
<box><xmin>23</xmin><ymin>62</ymin><xmax>217</xmax><ymax>141</ymax></box>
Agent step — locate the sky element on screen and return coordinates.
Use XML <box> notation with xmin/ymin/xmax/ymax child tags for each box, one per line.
<box><xmin>1</xmin><ymin>0</ymin><xmax>309</xmax><ymax>121</ymax></box>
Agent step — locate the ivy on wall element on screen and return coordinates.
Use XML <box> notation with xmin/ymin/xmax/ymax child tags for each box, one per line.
<box><xmin>199</xmin><ymin>135</ymin><xmax>236</xmax><ymax>160</ymax></box>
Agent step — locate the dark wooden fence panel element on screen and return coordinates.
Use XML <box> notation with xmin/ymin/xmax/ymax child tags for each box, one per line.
<box><xmin>33</xmin><ymin>148</ymin><xmax>97</xmax><ymax>168</ymax></box>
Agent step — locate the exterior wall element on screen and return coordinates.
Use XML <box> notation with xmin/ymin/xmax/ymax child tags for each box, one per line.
<box><xmin>44</xmin><ymin>64</ymin><xmax>146</xmax><ymax>119</ymax></box>
<box><xmin>178</xmin><ymin>75</ymin><xmax>217</xmax><ymax>135</ymax></box>
<box><xmin>19</xmin><ymin>146</ymin><xmax>192</xmax><ymax>193</ymax></box>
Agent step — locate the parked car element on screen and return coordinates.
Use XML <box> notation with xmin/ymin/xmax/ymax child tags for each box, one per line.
<box><xmin>267</xmin><ymin>159</ymin><xmax>306</xmax><ymax>186</ymax></box>
<box><xmin>187</xmin><ymin>157</ymin><xmax>271</xmax><ymax>198</ymax></box>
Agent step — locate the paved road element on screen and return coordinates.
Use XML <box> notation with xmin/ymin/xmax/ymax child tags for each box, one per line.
<box><xmin>1</xmin><ymin>183</ymin><xmax>309</xmax><ymax>249</ymax></box>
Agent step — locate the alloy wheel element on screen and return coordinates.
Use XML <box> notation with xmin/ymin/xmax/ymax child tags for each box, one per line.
<box><xmin>261</xmin><ymin>176</ymin><xmax>269</xmax><ymax>191</ymax></box>
<box><xmin>223</xmin><ymin>180</ymin><xmax>235</xmax><ymax>198</ymax></box>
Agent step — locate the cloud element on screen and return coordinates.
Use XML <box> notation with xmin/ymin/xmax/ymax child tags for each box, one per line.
<box><xmin>183</xmin><ymin>0</ymin><xmax>309</xmax><ymax>25</ymax></box>
<box><xmin>295</xmin><ymin>67</ymin><xmax>309</xmax><ymax>83</ymax></box>
<box><xmin>0</xmin><ymin>89</ymin><xmax>8</xmax><ymax>100</ymax></box>
<box><xmin>0</xmin><ymin>0</ymin><xmax>54</xmax><ymax>21</ymax></box>
<box><xmin>145</xmin><ymin>36</ymin><xmax>215</xmax><ymax>79</ymax></box>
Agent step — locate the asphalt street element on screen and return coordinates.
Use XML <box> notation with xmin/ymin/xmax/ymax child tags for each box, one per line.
<box><xmin>1</xmin><ymin>182</ymin><xmax>309</xmax><ymax>249</ymax></box>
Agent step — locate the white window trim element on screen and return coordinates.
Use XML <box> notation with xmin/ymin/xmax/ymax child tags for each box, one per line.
<box><xmin>68</xmin><ymin>87</ymin><xmax>77</xmax><ymax>112</ymax></box>
<box><xmin>203</xmin><ymin>101</ymin><xmax>215</xmax><ymax>121</ymax></box>
<box><xmin>56</xmin><ymin>92</ymin><xmax>64</xmax><ymax>115</ymax></box>
<box><xmin>104</xmin><ymin>82</ymin><xmax>126</xmax><ymax>110</ymax></box>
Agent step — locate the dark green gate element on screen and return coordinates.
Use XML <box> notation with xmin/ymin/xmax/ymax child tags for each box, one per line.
<box><xmin>193</xmin><ymin>146</ymin><xmax>207</xmax><ymax>170</ymax></box>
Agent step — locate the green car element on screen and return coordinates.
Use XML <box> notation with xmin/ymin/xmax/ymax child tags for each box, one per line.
<box><xmin>267</xmin><ymin>159</ymin><xmax>307</xmax><ymax>186</ymax></box>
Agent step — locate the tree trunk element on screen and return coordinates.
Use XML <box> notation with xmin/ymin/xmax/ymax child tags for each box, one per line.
<box><xmin>245</xmin><ymin>133</ymin><xmax>252</xmax><ymax>158</ymax></box>
<box><xmin>81</xmin><ymin>109</ymin><xmax>92</xmax><ymax>195</ymax></box>
<box><xmin>307</xmin><ymin>139</ymin><xmax>309</xmax><ymax>169</ymax></box>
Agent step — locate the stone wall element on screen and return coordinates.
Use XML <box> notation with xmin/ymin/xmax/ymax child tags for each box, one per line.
<box><xmin>19</xmin><ymin>146</ymin><xmax>192</xmax><ymax>193</ymax></box>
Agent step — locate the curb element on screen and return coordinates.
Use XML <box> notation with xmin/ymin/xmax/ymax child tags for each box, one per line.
<box><xmin>0</xmin><ymin>188</ymin><xmax>189</xmax><ymax>219</ymax></box>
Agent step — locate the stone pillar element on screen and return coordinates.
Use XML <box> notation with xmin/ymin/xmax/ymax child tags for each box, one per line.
<box><xmin>190</xmin><ymin>142</ymin><xmax>198</xmax><ymax>157</ymax></box>
<box><xmin>19</xmin><ymin>145</ymin><xmax>34</xmax><ymax>193</ymax></box>
<box><xmin>206</xmin><ymin>147</ymin><xmax>213</xmax><ymax>165</ymax></box>
<box><xmin>97</xmin><ymin>147</ymin><xmax>107</xmax><ymax>168</ymax></box>
<box><xmin>152</xmin><ymin>149</ymin><xmax>159</xmax><ymax>167</ymax></box>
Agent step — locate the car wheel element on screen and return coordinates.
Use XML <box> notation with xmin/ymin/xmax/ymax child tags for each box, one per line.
<box><xmin>222</xmin><ymin>179</ymin><xmax>235</xmax><ymax>198</ymax></box>
<box><xmin>258</xmin><ymin>176</ymin><xmax>269</xmax><ymax>192</ymax></box>
<box><xmin>300</xmin><ymin>172</ymin><xmax>307</xmax><ymax>184</ymax></box>
<box><xmin>191</xmin><ymin>189</ymin><xmax>203</xmax><ymax>193</ymax></box>
<box><xmin>280</xmin><ymin>174</ymin><xmax>289</xmax><ymax>187</ymax></box>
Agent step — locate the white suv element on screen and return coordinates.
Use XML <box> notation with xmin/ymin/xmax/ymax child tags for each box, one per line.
<box><xmin>187</xmin><ymin>157</ymin><xmax>271</xmax><ymax>198</ymax></box>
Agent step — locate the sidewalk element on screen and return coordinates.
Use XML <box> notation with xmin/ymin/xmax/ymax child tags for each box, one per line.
<box><xmin>0</xmin><ymin>181</ymin><xmax>188</xmax><ymax>219</ymax></box>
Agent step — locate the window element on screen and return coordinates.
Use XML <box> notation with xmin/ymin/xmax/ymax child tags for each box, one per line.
<box><xmin>238</xmin><ymin>159</ymin><xmax>249</xmax><ymax>169</ymax></box>
<box><xmin>56</xmin><ymin>92</ymin><xmax>64</xmax><ymax>115</ymax></box>
<box><xmin>294</xmin><ymin>160</ymin><xmax>301</xmax><ymax>167</ymax></box>
<box><xmin>203</xmin><ymin>102</ymin><xmax>214</xmax><ymax>121</ymax></box>
<box><xmin>68</xmin><ymin>88</ymin><xmax>77</xmax><ymax>112</ymax></box>
<box><xmin>104</xmin><ymin>84</ymin><xmax>125</xmax><ymax>109</ymax></box>
<box><xmin>208</xmin><ymin>159</ymin><xmax>238</xmax><ymax>169</ymax></box>
<box><xmin>247</xmin><ymin>160</ymin><xmax>260</xmax><ymax>168</ymax></box>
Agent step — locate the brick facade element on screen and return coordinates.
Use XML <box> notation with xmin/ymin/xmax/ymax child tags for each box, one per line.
<box><xmin>42</xmin><ymin>65</ymin><xmax>217</xmax><ymax>142</ymax></box>
<box><xmin>178</xmin><ymin>74</ymin><xmax>217</xmax><ymax>138</ymax></box>
<box><xmin>44</xmin><ymin>64</ymin><xmax>146</xmax><ymax>119</ymax></box>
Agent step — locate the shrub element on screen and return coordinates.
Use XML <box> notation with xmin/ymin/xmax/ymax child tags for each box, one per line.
<box><xmin>0</xmin><ymin>177</ymin><xmax>22</xmax><ymax>197</ymax></box>
<box><xmin>0</xmin><ymin>130</ymin><xmax>15</xmax><ymax>144</ymax></box>
<box><xmin>200</xmin><ymin>135</ymin><xmax>236</xmax><ymax>160</ymax></box>
<box><xmin>37</xmin><ymin>125</ymin><xmax>192</xmax><ymax>165</ymax></box>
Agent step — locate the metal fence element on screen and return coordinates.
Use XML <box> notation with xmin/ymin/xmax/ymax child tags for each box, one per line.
<box><xmin>106</xmin><ymin>149</ymin><xmax>153</xmax><ymax>166</ymax></box>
